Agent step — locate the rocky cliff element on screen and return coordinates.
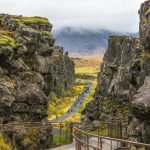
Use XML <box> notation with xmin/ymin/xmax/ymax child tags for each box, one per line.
<box><xmin>84</xmin><ymin>0</ymin><xmax>150</xmax><ymax>144</ymax></box>
<box><xmin>0</xmin><ymin>14</ymin><xmax>75</xmax><ymax>149</ymax></box>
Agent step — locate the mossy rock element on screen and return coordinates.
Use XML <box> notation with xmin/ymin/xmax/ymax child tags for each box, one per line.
<box><xmin>42</xmin><ymin>31</ymin><xmax>50</xmax><ymax>36</ymax></box>
<box><xmin>0</xmin><ymin>35</ymin><xmax>22</xmax><ymax>48</ymax></box>
<box><xmin>13</xmin><ymin>16</ymin><xmax>49</xmax><ymax>25</ymax></box>
<box><xmin>146</xmin><ymin>8</ymin><xmax>150</xmax><ymax>15</ymax></box>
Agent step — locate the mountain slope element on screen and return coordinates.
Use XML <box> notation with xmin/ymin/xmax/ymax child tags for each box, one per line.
<box><xmin>53</xmin><ymin>27</ymin><xmax>138</xmax><ymax>57</ymax></box>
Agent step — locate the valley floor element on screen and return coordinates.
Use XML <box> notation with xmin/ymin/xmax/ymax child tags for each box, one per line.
<box><xmin>50</xmin><ymin>82</ymin><xmax>93</xmax><ymax>122</ymax></box>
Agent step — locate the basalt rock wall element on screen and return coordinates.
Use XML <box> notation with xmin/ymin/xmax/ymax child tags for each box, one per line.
<box><xmin>84</xmin><ymin>0</ymin><xmax>150</xmax><ymax>143</ymax></box>
<box><xmin>0</xmin><ymin>14</ymin><xmax>75</xmax><ymax>149</ymax></box>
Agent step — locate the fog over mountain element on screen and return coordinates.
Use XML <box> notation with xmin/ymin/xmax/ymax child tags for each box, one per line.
<box><xmin>53</xmin><ymin>27</ymin><xmax>138</xmax><ymax>58</ymax></box>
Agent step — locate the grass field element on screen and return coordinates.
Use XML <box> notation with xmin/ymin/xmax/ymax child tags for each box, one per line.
<box><xmin>48</xmin><ymin>84</ymin><xmax>85</xmax><ymax>120</ymax></box>
<box><xmin>75</xmin><ymin>66</ymin><xmax>99</xmax><ymax>74</ymax></box>
<box><xmin>48</xmin><ymin>57</ymin><xmax>100</xmax><ymax>122</ymax></box>
<box><xmin>65</xmin><ymin>79</ymin><xmax>97</xmax><ymax>122</ymax></box>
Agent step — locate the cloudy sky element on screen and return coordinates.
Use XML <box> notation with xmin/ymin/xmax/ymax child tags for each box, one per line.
<box><xmin>0</xmin><ymin>0</ymin><xmax>145</xmax><ymax>32</ymax></box>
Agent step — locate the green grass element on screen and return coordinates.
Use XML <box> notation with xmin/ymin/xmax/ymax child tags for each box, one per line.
<box><xmin>75</xmin><ymin>66</ymin><xmax>99</xmax><ymax>74</ymax></box>
<box><xmin>53</xmin><ymin>134</ymin><xmax>71</xmax><ymax>147</ymax></box>
<box><xmin>88</xmin><ymin>129</ymin><xmax>109</xmax><ymax>136</ymax></box>
<box><xmin>48</xmin><ymin>84</ymin><xmax>85</xmax><ymax>120</ymax></box>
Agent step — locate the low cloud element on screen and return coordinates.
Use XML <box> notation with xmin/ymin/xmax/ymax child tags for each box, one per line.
<box><xmin>0</xmin><ymin>0</ymin><xmax>145</xmax><ymax>32</ymax></box>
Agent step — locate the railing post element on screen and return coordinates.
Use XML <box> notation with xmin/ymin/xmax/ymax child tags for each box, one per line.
<box><xmin>70</xmin><ymin>122</ymin><xmax>73</xmax><ymax>143</ymax></box>
<box><xmin>108</xmin><ymin>123</ymin><xmax>110</xmax><ymax>136</ymax></box>
<box><xmin>75</xmin><ymin>141</ymin><xmax>78</xmax><ymax>150</ymax></box>
<box><xmin>86</xmin><ymin>135</ymin><xmax>89</xmax><ymax>144</ymax></box>
<box><xmin>48</xmin><ymin>126</ymin><xmax>51</xmax><ymax>148</ymax></box>
<box><xmin>12</xmin><ymin>130</ymin><xmax>16</xmax><ymax>149</ymax></box>
<box><xmin>100</xmin><ymin>138</ymin><xmax>102</xmax><ymax>150</ymax></box>
<box><xmin>111</xmin><ymin>139</ymin><xmax>112</xmax><ymax>150</ymax></box>
<box><xmin>60</xmin><ymin>122</ymin><xmax>62</xmax><ymax>145</ymax></box>
<box><xmin>31</xmin><ymin>128</ymin><xmax>34</xmax><ymax>150</ymax></box>
<box><xmin>120</xmin><ymin>122</ymin><xmax>122</xmax><ymax>139</ymax></box>
<box><xmin>65</xmin><ymin>122</ymin><xmax>68</xmax><ymax>143</ymax></box>
<box><xmin>125</xmin><ymin>142</ymin><xmax>128</xmax><ymax>150</ymax></box>
<box><xmin>117</xmin><ymin>122</ymin><xmax>119</xmax><ymax>138</ymax></box>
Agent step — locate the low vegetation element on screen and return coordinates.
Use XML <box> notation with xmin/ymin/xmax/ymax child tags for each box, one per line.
<box><xmin>75</xmin><ymin>66</ymin><xmax>99</xmax><ymax>74</ymax></box>
<box><xmin>14</xmin><ymin>16</ymin><xmax>49</xmax><ymax>25</ymax></box>
<box><xmin>0</xmin><ymin>34</ymin><xmax>22</xmax><ymax>48</ymax></box>
<box><xmin>65</xmin><ymin>79</ymin><xmax>97</xmax><ymax>122</ymax></box>
<box><xmin>48</xmin><ymin>84</ymin><xmax>85</xmax><ymax>120</ymax></box>
<box><xmin>48</xmin><ymin>57</ymin><xmax>100</xmax><ymax>122</ymax></box>
<box><xmin>0</xmin><ymin>133</ymin><xmax>12</xmax><ymax>150</ymax></box>
<box><xmin>73</xmin><ymin>58</ymin><xmax>101</xmax><ymax>68</ymax></box>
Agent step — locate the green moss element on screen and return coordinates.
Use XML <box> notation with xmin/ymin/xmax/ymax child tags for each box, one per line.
<box><xmin>146</xmin><ymin>8</ymin><xmax>150</xmax><ymax>15</ymax></box>
<box><xmin>0</xmin><ymin>35</ymin><xmax>22</xmax><ymax>48</ymax></box>
<box><xmin>14</xmin><ymin>16</ymin><xmax>49</xmax><ymax>25</ymax></box>
<box><xmin>140</xmin><ymin>52</ymin><xmax>150</xmax><ymax>65</ymax></box>
<box><xmin>22</xmin><ymin>137</ymin><xmax>32</xmax><ymax>146</ymax></box>
<box><xmin>23</xmin><ymin>57</ymin><xmax>33</xmax><ymax>66</ymax></box>
<box><xmin>104</xmin><ymin>68</ymin><xmax>112</xmax><ymax>76</ymax></box>
<box><xmin>146</xmin><ymin>9</ymin><xmax>150</xmax><ymax>22</ymax></box>
<box><xmin>140</xmin><ymin>53</ymin><xmax>145</xmax><ymax>65</ymax></box>
<box><xmin>42</xmin><ymin>31</ymin><xmax>50</xmax><ymax>36</ymax></box>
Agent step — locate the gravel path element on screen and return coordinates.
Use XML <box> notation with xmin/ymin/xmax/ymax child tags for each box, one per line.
<box><xmin>50</xmin><ymin>82</ymin><xmax>93</xmax><ymax>122</ymax></box>
<box><xmin>49</xmin><ymin>137</ymin><xmax>119</xmax><ymax>150</ymax></box>
<box><xmin>49</xmin><ymin>143</ymin><xmax>75</xmax><ymax>150</ymax></box>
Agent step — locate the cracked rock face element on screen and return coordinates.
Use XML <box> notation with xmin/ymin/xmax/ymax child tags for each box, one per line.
<box><xmin>84</xmin><ymin>0</ymin><xmax>150</xmax><ymax>144</ymax></box>
<box><xmin>0</xmin><ymin>14</ymin><xmax>75</xmax><ymax>149</ymax></box>
<box><xmin>132</xmin><ymin>77</ymin><xmax>150</xmax><ymax>121</ymax></box>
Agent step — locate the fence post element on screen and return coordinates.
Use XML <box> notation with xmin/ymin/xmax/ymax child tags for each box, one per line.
<box><xmin>108</xmin><ymin>123</ymin><xmax>110</xmax><ymax>136</ymax></box>
<box><xmin>125</xmin><ymin>142</ymin><xmax>128</xmax><ymax>150</ymax></box>
<box><xmin>120</xmin><ymin>122</ymin><xmax>122</xmax><ymax>139</ymax></box>
<box><xmin>59</xmin><ymin>123</ymin><xmax>62</xmax><ymax>145</ymax></box>
<box><xmin>100</xmin><ymin>138</ymin><xmax>102</xmax><ymax>150</ymax></box>
<box><xmin>70</xmin><ymin>122</ymin><xmax>73</xmax><ymax>143</ymax></box>
<box><xmin>48</xmin><ymin>126</ymin><xmax>51</xmax><ymax>148</ymax></box>
<box><xmin>12</xmin><ymin>130</ymin><xmax>16</xmax><ymax>149</ymax></box>
<box><xmin>111</xmin><ymin>139</ymin><xmax>112</xmax><ymax>150</ymax></box>
<box><xmin>65</xmin><ymin>122</ymin><xmax>68</xmax><ymax>144</ymax></box>
<box><xmin>31</xmin><ymin>128</ymin><xmax>34</xmax><ymax>150</ymax></box>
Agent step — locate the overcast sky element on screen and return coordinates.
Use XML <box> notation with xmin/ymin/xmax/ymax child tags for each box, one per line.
<box><xmin>0</xmin><ymin>0</ymin><xmax>145</xmax><ymax>32</ymax></box>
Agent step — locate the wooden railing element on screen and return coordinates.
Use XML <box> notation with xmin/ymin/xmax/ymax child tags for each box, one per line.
<box><xmin>72</xmin><ymin>126</ymin><xmax>150</xmax><ymax>150</ymax></box>
<box><xmin>0</xmin><ymin>122</ymin><xmax>74</xmax><ymax>149</ymax></box>
<box><xmin>1</xmin><ymin>121</ymin><xmax>149</xmax><ymax>150</ymax></box>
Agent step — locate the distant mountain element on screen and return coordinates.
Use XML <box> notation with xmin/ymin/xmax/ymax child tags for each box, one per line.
<box><xmin>53</xmin><ymin>27</ymin><xmax>138</xmax><ymax>57</ymax></box>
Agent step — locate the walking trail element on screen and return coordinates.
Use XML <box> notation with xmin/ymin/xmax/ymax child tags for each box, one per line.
<box><xmin>49</xmin><ymin>82</ymin><xmax>119</xmax><ymax>150</ymax></box>
<box><xmin>49</xmin><ymin>82</ymin><xmax>93</xmax><ymax>122</ymax></box>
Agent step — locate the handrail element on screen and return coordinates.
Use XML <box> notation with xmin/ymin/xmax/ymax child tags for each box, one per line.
<box><xmin>72</xmin><ymin>133</ymin><xmax>101</xmax><ymax>150</ymax></box>
<box><xmin>73</xmin><ymin>126</ymin><xmax>150</xmax><ymax>149</ymax></box>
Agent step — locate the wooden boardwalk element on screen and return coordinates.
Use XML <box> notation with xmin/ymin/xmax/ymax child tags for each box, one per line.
<box><xmin>49</xmin><ymin>143</ymin><xmax>75</xmax><ymax>150</ymax></box>
<box><xmin>48</xmin><ymin>138</ymin><xmax>119</xmax><ymax>150</ymax></box>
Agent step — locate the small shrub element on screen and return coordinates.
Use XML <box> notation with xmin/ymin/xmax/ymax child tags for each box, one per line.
<box><xmin>0</xmin><ymin>133</ymin><xmax>12</xmax><ymax>150</ymax></box>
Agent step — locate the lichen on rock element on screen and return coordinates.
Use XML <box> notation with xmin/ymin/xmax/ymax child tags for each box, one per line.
<box><xmin>83</xmin><ymin>0</ymin><xmax>150</xmax><ymax>144</ymax></box>
<box><xmin>0</xmin><ymin>14</ymin><xmax>75</xmax><ymax>149</ymax></box>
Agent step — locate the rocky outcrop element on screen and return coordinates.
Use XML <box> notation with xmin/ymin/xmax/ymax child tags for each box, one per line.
<box><xmin>84</xmin><ymin>0</ymin><xmax>150</xmax><ymax>144</ymax></box>
<box><xmin>128</xmin><ymin>1</ymin><xmax>150</xmax><ymax>143</ymax></box>
<box><xmin>0</xmin><ymin>14</ymin><xmax>75</xmax><ymax>149</ymax></box>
